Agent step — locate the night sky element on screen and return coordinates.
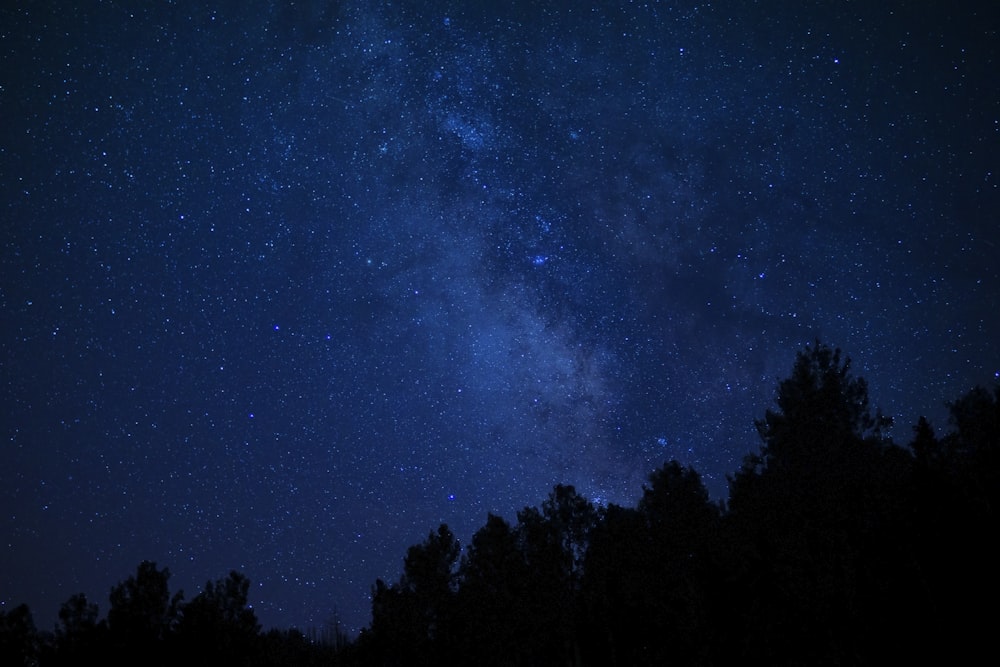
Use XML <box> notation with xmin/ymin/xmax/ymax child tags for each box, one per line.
<box><xmin>2</xmin><ymin>1</ymin><xmax>998</xmax><ymax>635</ymax></box>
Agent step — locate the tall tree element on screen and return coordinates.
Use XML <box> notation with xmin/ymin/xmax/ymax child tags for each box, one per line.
<box><xmin>107</xmin><ymin>561</ymin><xmax>182</xmax><ymax>664</ymax></box>
<box><xmin>745</xmin><ymin>340</ymin><xmax>890</xmax><ymax>478</ymax></box>
<box><xmin>366</xmin><ymin>524</ymin><xmax>460</xmax><ymax>665</ymax></box>
<box><xmin>638</xmin><ymin>461</ymin><xmax>721</xmax><ymax>666</ymax></box>
<box><xmin>582</xmin><ymin>462</ymin><xmax>721</xmax><ymax>666</ymax></box>
<box><xmin>580</xmin><ymin>503</ymin><xmax>644</xmax><ymax>666</ymax></box>
<box><xmin>514</xmin><ymin>484</ymin><xmax>597</xmax><ymax>666</ymax></box>
<box><xmin>729</xmin><ymin>339</ymin><xmax>899</xmax><ymax>526</ymax></box>
<box><xmin>175</xmin><ymin>570</ymin><xmax>261</xmax><ymax>665</ymax></box>
<box><xmin>49</xmin><ymin>593</ymin><xmax>106</xmax><ymax>664</ymax></box>
<box><xmin>453</xmin><ymin>513</ymin><xmax>531</xmax><ymax>665</ymax></box>
<box><xmin>0</xmin><ymin>603</ymin><xmax>39</xmax><ymax>667</ymax></box>
<box><xmin>910</xmin><ymin>383</ymin><xmax>1000</xmax><ymax>662</ymax></box>
<box><xmin>945</xmin><ymin>383</ymin><xmax>1000</xmax><ymax>513</ymax></box>
<box><xmin>725</xmin><ymin>341</ymin><xmax>899</xmax><ymax>664</ymax></box>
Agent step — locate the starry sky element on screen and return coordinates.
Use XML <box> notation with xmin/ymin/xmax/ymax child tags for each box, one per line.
<box><xmin>2</xmin><ymin>1</ymin><xmax>998</xmax><ymax>635</ymax></box>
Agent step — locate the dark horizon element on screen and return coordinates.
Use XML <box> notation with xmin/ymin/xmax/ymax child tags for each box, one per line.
<box><xmin>3</xmin><ymin>341</ymin><xmax>997</xmax><ymax>664</ymax></box>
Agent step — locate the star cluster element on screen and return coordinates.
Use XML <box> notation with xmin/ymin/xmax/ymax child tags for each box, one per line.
<box><xmin>2</xmin><ymin>2</ymin><xmax>997</xmax><ymax>634</ymax></box>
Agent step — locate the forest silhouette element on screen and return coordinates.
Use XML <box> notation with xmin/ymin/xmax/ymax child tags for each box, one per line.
<box><xmin>2</xmin><ymin>341</ymin><xmax>997</xmax><ymax>665</ymax></box>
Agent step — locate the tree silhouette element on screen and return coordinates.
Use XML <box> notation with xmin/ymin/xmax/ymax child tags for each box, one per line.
<box><xmin>365</xmin><ymin>523</ymin><xmax>459</xmax><ymax>665</ymax></box>
<box><xmin>47</xmin><ymin>593</ymin><xmax>106</xmax><ymax>665</ymax></box>
<box><xmin>106</xmin><ymin>560</ymin><xmax>182</xmax><ymax>665</ymax></box>
<box><xmin>910</xmin><ymin>415</ymin><xmax>942</xmax><ymax>465</ymax></box>
<box><xmin>909</xmin><ymin>383</ymin><xmax>1000</xmax><ymax>661</ymax></box>
<box><xmin>580</xmin><ymin>502</ymin><xmax>644</xmax><ymax>665</ymax></box>
<box><xmin>725</xmin><ymin>340</ymin><xmax>906</xmax><ymax>664</ymax></box>
<box><xmin>175</xmin><ymin>570</ymin><xmax>261</xmax><ymax>665</ymax></box>
<box><xmin>639</xmin><ymin>462</ymin><xmax>721</xmax><ymax>665</ymax></box>
<box><xmin>0</xmin><ymin>603</ymin><xmax>39</xmax><ymax>666</ymax></box>
<box><xmin>453</xmin><ymin>513</ymin><xmax>532</xmax><ymax>665</ymax></box>
<box><xmin>400</xmin><ymin>524</ymin><xmax>460</xmax><ymax>627</ymax></box>
<box><xmin>582</xmin><ymin>462</ymin><xmax>721</xmax><ymax>666</ymax></box>
<box><xmin>514</xmin><ymin>484</ymin><xmax>597</xmax><ymax>666</ymax></box>
<box><xmin>945</xmin><ymin>383</ymin><xmax>1000</xmax><ymax>512</ymax></box>
<box><xmin>745</xmin><ymin>340</ymin><xmax>891</xmax><ymax>477</ymax></box>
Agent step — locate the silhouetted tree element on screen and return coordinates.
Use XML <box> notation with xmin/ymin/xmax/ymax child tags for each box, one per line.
<box><xmin>365</xmin><ymin>524</ymin><xmax>459</xmax><ymax>665</ymax></box>
<box><xmin>580</xmin><ymin>502</ymin><xmax>646</xmax><ymax>665</ymax></box>
<box><xmin>0</xmin><ymin>603</ymin><xmax>39</xmax><ymax>667</ymax></box>
<box><xmin>46</xmin><ymin>593</ymin><xmax>106</xmax><ymax>665</ymax></box>
<box><xmin>452</xmin><ymin>513</ymin><xmax>533</xmax><ymax>665</ymax></box>
<box><xmin>910</xmin><ymin>415</ymin><xmax>942</xmax><ymax>465</ymax></box>
<box><xmin>401</xmin><ymin>524</ymin><xmax>460</xmax><ymax>625</ymax></box>
<box><xmin>175</xmin><ymin>570</ymin><xmax>261</xmax><ymax>665</ymax></box>
<box><xmin>106</xmin><ymin>560</ymin><xmax>182</xmax><ymax>665</ymax></box>
<box><xmin>905</xmin><ymin>383</ymin><xmax>1000</xmax><ymax>661</ymax></box>
<box><xmin>945</xmin><ymin>383</ymin><xmax>1000</xmax><ymax>513</ymax></box>
<box><xmin>582</xmin><ymin>462</ymin><xmax>721</xmax><ymax>666</ymax></box>
<box><xmin>639</xmin><ymin>462</ymin><xmax>721</xmax><ymax>665</ymax></box>
<box><xmin>725</xmin><ymin>340</ymin><xmax>904</xmax><ymax>664</ymax></box>
<box><xmin>741</xmin><ymin>340</ymin><xmax>890</xmax><ymax>480</ymax></box>
<box><xmin>514</xmin><ymin>484</ymin><xmax>596</xmax><ymax>666</ymax></box>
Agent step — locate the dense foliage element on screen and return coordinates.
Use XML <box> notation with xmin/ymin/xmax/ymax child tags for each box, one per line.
<box><xmin>3</xmin><ymin>341</ymin><xmax>996</xmax><ymax>665</ymax></box>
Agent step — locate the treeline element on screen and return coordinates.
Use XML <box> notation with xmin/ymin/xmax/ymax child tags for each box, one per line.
<box><xmin>2</xmin><ymin>341</ymin><xmax>997</xmax><ymax>665</ymax></box>
<box><xmin>0</xmin><ymin>563</ymin><xmax>344</xmax><ymax>666</ymax></box>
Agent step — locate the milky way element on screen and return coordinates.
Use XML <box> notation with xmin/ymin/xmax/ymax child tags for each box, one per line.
<box><xmin>2</xmin><ymin>2</ymin><xmax>997</xmax><ymax>634</ymax></box>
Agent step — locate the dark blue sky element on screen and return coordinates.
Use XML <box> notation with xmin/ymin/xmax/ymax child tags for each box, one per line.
<box><xmin>3</xmin><ymin>1</ymin><xmax>998</xmax><ymax>635</ymax></box>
